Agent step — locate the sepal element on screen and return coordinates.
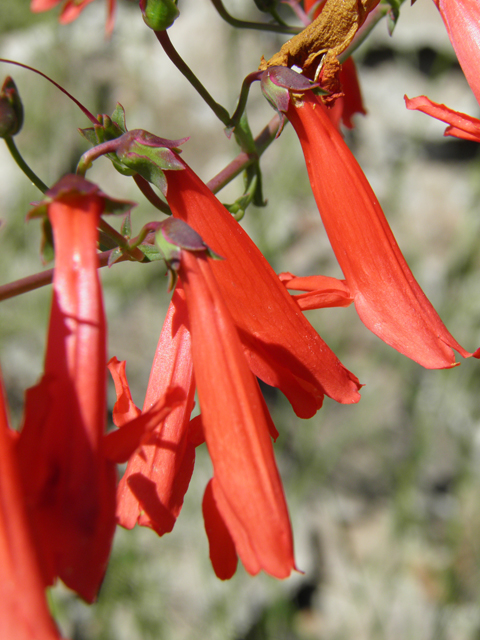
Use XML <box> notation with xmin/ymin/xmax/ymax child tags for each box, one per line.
<box><xmin>260</xmin><ymin>66</ymin><xmax>321</xmax><ymax>133</ymax></box>
<box><xmin>155</xmin><ymin>217</ymin><xmax>223</xmax><ymax>289</ymax></box>
<box><xmin>115</xmin><ymin>130</ymin><xmax>186</xmax><ymax>194</ymax></box>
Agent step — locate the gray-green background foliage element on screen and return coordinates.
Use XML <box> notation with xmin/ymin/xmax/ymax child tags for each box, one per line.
<box><xmin>1</xmin><ymin>1</ymin><xmax>480</xmax><ymax>638</ymax></box>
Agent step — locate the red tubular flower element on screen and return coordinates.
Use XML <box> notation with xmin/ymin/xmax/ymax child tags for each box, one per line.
<box><xmin>286</xmin><ymin>91</ymin><xmax>476</xmax><ymax>368</ymax></box>
<box><xmin>0</xmin><ymin>371</ymin><xmax>66</xmax><ymax>640</ymax></box>
<box><xmin>179</xmin><ymin>247</ymin><xmax>295</xmax><ymax>580</ymax></box>
<box><xmin>113</xmin><ymin>285</ymin><xmax>196</xmax><ymax>536</ymax></box>
<box><xmin>163</xmin><ymin>164</ymin><xmax>361</xmax><ymax>419</ymax></box>
<box><xmin>30</xmin><ymin>0</ymin><xmax>116</xmax><ymax>35</ymax></box>
<box><xmin>405</xmin><ymin>94</ymin><xmax>480</xmax><ymax>143</ymax></box>
<box><xmin>16</xmin><ymin>176</ymin><xmax>117</xmax><ymax>603</ymax></box>
<box><xmin>432</xmin><ymin>0</ymin><xmax>480</xmax><ymax>106</ymax></box>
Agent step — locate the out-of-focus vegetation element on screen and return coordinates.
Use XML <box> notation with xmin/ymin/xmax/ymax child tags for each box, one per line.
<box><xmin>1</xmin><ymin>1</ymin><xmax>480</xmax><ymax>638</ymax></box>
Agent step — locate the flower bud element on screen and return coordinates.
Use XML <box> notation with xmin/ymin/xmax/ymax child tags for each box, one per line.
<box><xmin>140</xmin><ymin>0</ymin><xmax>179</xmax><ymax>31</ymax></box>
<box><xmin>0</xmin><ymin>77</ymin><xmax>23</xmax><ymax>138</ymax></box>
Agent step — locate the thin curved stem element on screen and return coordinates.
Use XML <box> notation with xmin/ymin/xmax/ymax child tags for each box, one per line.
<box><xmin>210</xmin><ymin>0</ymin><xmax>301</xmax><ymax>34</ymax></box>
<box><xmin>155</xmin><ymin>30</ymin><xmax>231</xmax><ymax>126</ymax></box>
<box><xmin>0</xmin><ymin>58</ymin><xmax>98</xmax><ymax>124</ymax></box>
<box><xmin>133</xmin><ymin>175</ymin><xmax>171</xmax><ymax>215</ymax></box>
<box><xmin>5</xmin><ymin>137</ymin><xmax>48</xmax><ymax>193</ymax></box>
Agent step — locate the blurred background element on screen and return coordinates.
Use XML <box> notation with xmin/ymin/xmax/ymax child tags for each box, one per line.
<box><xmin>2</xmin><ymin>1</ymin><xmax>480</xmax><ymax>638</ymax></box>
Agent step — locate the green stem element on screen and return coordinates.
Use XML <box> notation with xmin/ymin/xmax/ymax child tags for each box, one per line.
<box><xmin>155</xmin><ymin>30</ymin><xmax>231</xmax><ymax>127</ymax></box>
<box><xmin>5</xmin><ymin>137</ymin><xmax>48</xmax><ymax>193</ymax></box>
<box><xmin>133</xmin><ymin>174</ymin><xmax>171</xmax><ymax>215</ymax></box>
<box><xmin>229</xmin><ymin>72</ymin><xmax>263</xmax><ymax>132</ymax></box>
<box><xmin>210</xmin><ymin>0</ymin><xmax>301</xmax><ymax>34</ymax></box>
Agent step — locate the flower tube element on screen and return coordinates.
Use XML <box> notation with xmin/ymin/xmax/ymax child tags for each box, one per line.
<box><xmin>283</xmin><ymin>87</ymin><xmax>476</xmax><ymax>368</ymax></box>
<box><xmin>178</xmin><ymin>246</ymin><xmax>295</xmax><ymax>579</ymax></box>
<box><xmin>16</xmin><ymin>176</ymin><xmax>118</xmax><ymax>602</ymax></box>
<box><xmin>113</xmin><ymin>285</ymin><xmax>196</xmax><ymax>536</ymax></box>
<box><xmin>0</xmin><ymin>370</ymin><xmax>66</xmax><ymax>640</ymax></box>
<box><xmin>432</xmin><ymin>0</ymin><xmax>480</xmax><ymax>106</ymax></box>
<box><xmin>162</xmin><ymin>163</ymin><xmax>361</xmax><ymax>418</ymax></box>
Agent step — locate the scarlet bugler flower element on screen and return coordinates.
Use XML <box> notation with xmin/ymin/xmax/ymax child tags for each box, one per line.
<box><xmin>432</xmin><ymin>0</ymin><xmax>480</xmax><ymax>106</ymax></box>
<box><xmin>162</xmin><ymin>163</ymin><xmax>361</xmax><ymax>419</ymax></box>
<box><xmin>31</xmin><ymin>0</ymin><xmax>116</xmax><ymax>35</ymax></box>
<box><xmin>112</xmin><ymin>285</ymin><xmax>196</xmax><ymax>536</ymax></box>
<box><xmin>15</xmin><ymin>175</ymin><xmax>122</xmax><ymax>602</ymax></box>
<box><xmin>178</xmin><ymin>244</ymin><xmax>295</xmax><ymax>580</ymax></box>
<box><xmin>0</xmin><ymin>370</ymin><xmax>66</xmax><ymax>640</ymax></box>
<box><xmin>283</xmin><ymin>87</ymin><xmax>476</xmax><ymax>368</ymax></box>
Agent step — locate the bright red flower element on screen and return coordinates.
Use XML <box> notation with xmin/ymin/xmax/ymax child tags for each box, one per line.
<box><xmin>405</xmin><ymin>94</ymin><xmax>480</xmax><ymax>143</ymax></box>
<box><xmin>31</xmin><ymin>0</ymin><xmax>116</xmax><ymax>35</ymax></box>
<box><xmin>0</xmin><ymin>371</ymin><xmax>66</xmax><ymax>640</ymax></box>
<box><xmin>16</xmin><ymin>176</ymin><xmax>117</xmax><ymax>603</ymax></box>
<box><xmin>163</xmin><ymin>163</ymin><xmax>361</xmax><ymax>419</ymax></box>
<box><xmin>112</xmin><ymin>285</ymin><xmax>196</xmax><ymax>536</ymax></box>
<box><xmin>432</xmin><ymin>0</ymin><xmax>480</xmax><ymax>106</ymax></box>
<box><xmin>285</xmin><ymin>90</ymin><xmax>476</xmax><ymax>368</ymax></box>
<box><xmin>178</xmin><ymin>247</ymin><xmax>295</xmax><ymax>580</ymax></box>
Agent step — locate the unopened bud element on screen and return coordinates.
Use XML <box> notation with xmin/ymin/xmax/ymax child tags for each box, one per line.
<box><xmin>0</xmin><ymin>77</ymin><xmax>23</xmax><ymax>138</ymax></box>
<box><xmin>140</xmin><ymin>0</ymin><xmax>179</xmax><ymax>31</ymax></box>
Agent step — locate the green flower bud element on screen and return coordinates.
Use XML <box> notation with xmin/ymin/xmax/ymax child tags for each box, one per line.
<box><xmin>0</xmin><ymin>77</ymin><xmax>23</xmax><ymax>138</ymax></box>
<box><xmin>140</xmin><ymin>0</ymin><xmax>179</xmax><ymax>31</ymax></box>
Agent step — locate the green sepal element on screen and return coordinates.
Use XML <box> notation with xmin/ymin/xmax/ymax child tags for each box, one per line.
<box><xmin>121</xmin><ymin>212</ymin><xmax>132</xmax><ymax>239</ymax></box>
<box><xmin>79</xmin><ymin>104</ymin><xmax>135</xmax><ymax>177</ymax></box>
<box><xmin>116</xmin><ymin>130</ymin><xmax>186</xmax><ymax>196</ymax></box>
<box><xmin>224</xmin><ymin>174</ymin><xmax>261</xmax><ymax>220</ymax></box>
<box><xmin>110</xmin><ymin>103</ymin><xmax>128</xmax><ymax>133</ymax></box>
<box><xmin>384</xmin><ymin>0</ymin><xmax>402</xmax><ymax>35</ymax></box>
<box><xmin>136</xmin><ymin>243</ymin><xmax>164</xmax><ymax>262</ymax></box>
<box><xmin>155</xmin><ymin>218</ymin><xmax>223</xmax><ymax>290</ymax></box>
<box><xmin>108</xmin><ymin>247</ymin><xmax>124</xmax><ymax>267</ymax></box>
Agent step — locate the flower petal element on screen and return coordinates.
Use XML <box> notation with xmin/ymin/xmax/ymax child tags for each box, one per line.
<box><xmin>116</xmin><ymin>286</ymin><xmax>196</xmax><ymax>535</ymax></box>
<box><xmin>0</xmin><ymin>372</ymin><xmax>65</xmax><ymax>640</ymax></box>
<box><xmin>164</xmin><ymin>163</ymin><xmax>361</xmax><ymax>417</ymax></box>
<box><xmin>433</xmin><ymin>0</ymin><xmax>480</xmax><ymax>106</ymax></box>
<box><xmin>179</xmin><ymin>249</ymin><xmax>296</xmax><ymax>578</ymax></box>
<box><xmin>405</xmin><ymin>94</ymin><xmax>480</xmax><ymax>142</ymax></box>
<box><xmin>202</xmin><ymin>479</ymin><xmax>238</xmax><ymax>580</ymax></box>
